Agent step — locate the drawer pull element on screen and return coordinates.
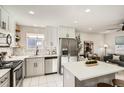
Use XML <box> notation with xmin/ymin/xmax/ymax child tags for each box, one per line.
<box><xmin>0</xmin><ymin>77</ymin><xmax>8</xmax><ymax>84</ymax></box>
<box><xmin>1</xmin><ymin>81</ymin><xmax>4</xmax><ymax>84</ymax></box>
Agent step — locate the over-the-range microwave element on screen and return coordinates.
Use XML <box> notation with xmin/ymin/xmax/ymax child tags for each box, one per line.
<box><xmin>0</xmin><ymin>32</ymin><xmax>12</xmax><ymax>47</ymax></box>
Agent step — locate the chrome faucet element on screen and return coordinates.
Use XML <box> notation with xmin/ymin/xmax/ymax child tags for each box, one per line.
<box><xmin>36</xmin><ymin>46</ymin><xmax>39</xmax><ymax>55</ymax></box>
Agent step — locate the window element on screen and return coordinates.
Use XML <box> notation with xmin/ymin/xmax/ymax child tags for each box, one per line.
<box><xmin>27</xmin><ymin>33</ymin><xmax>44</xmax><ymax>49</ymax></box>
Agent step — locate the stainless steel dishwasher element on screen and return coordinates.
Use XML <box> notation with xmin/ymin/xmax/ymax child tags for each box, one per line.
<box><xmin>45</xmin><ymin>56</ymin><xmax>58</xmax><ymax>74</ymax></box>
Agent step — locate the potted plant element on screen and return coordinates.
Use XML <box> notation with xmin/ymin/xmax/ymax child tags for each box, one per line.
<box><xmin>76</xmin><ymin>34</ymin><xmax>82</xmax><ymax>61</ymax></box>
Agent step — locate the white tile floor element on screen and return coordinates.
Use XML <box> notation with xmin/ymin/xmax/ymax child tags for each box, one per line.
<box><xmin>22</xmin><ymin>74</ymin><xmax>63</xmax><ymax>87</ymax></box>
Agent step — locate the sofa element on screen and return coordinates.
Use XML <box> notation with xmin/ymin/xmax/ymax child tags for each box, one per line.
<box><xmin>104</xmin><ymin>54</ymin><xmax>124</xmax><ymax>67</ymax></box>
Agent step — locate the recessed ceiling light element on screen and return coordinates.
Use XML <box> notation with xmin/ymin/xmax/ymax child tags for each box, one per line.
<box><xmin>33</xmin><ymin>24</ymin><xmax>38</xmax><ymax>27</ymax></box>
<box><xmin>74</xmin><ymin>21</ymin><xmax>78</xmax><ymax>24</ymax></box>
<box><xmin>40</xmin><ymin>25</ymin><xmax>46</xmax><ymax>28</ymax></box>
<box><xmin>104</xmin><ymin>31</ymin><xmax>111</xmax><ymax>33</ymax></box>
<box><xmin>85</xmin><ymin>9</ymin><xmax>91</xmax><ymax>13</ymax></box>
<box><xmin>29</xmin><ymin>11</ymin><xmax>35</xmax><ymax>15</ymax></box>
<box><xmin>100</xmin><ymin>30</ymin><xmax>111</xmax><ymax>34</ymax></box>
<box><xmin>88</xmin><ymin>27</ymin><xmax>92</xmax><ymax>31</ymax></box>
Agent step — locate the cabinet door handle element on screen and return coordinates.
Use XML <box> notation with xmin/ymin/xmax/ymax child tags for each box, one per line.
<box><xmin>0</xmin><ymin>77</ymin><xmax>8</xmax><ymax>84</ymax></box>
<box><xmin>34</xmin><ymin>63</ymin><xmax>37</xmax><ymax>67</ymax></box>
<box><xmin>35</xmin><ymin>63</ymin><xmax>37</xmax><ymax>67</ymax></box>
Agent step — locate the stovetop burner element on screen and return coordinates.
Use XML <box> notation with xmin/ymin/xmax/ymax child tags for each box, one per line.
<box><xmin>0</xmin><ymin>60</ymin><xmax>23</xmax><ymax>69</ymax></box>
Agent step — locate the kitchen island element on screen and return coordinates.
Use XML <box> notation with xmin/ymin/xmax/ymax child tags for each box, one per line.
<box><xmin>63</xmin><ymin>61</ymin><xmax>124</xmax><ymax>87</ymax></box>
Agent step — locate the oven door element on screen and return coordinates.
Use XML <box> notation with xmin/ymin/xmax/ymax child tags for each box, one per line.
<box><xmin>13</xmin><ymin>63</ymin><xmax>23</xmax><ymax>87</ymax></box>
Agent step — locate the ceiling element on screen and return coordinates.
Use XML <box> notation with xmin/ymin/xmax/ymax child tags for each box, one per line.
<box><xmin>4</xmin><ymin>5</ymin><xmax>124</xmax><ymax>33</ymax></box>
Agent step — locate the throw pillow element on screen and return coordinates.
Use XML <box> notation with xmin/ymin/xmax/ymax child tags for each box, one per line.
<box><xmin>113</xmin><ymin>55</ymin><xmax>120</xmax><ymax>61</ymax></box>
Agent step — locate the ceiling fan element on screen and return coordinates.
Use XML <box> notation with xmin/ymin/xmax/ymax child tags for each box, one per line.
<box><xmin>105</xmin><ymin>23</ymin><xmax>124</xmax><ymax>32</ymax></box>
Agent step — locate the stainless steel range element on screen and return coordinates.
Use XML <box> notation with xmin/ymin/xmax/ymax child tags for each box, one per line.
<box><xmin>0</xmin><ymin>60</ymin><xmax>23</xmax><ymax>87</ymax></box>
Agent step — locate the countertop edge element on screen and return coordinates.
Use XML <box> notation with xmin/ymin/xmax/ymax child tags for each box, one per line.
<box><xmin>63</xmin><ymin>62</ymin><xmax>124</xmax><ymax>81</ymax></box>
<box><xmin>0</xmin><ymin>69</ymin><xmax>10</xmax><ymax>79</ymax></box>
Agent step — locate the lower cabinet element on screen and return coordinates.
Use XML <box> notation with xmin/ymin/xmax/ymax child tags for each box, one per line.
<box><xmin>0</xmin><ymin>72</ymin><xmax>10</xmax><ymax>87</ymax></box>
<box><xmin>25</xmin><ymin>57</ymin><xmax>44</xmax><ymax>77</ymax></box>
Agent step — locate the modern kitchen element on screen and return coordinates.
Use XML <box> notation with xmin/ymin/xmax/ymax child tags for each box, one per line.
<box><xmin>1</xmin><ymin>5</ymin><xmax>124</xmax><ymax>87</ymax></box>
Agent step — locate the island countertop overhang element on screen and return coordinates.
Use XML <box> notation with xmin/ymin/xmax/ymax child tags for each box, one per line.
<box><xmin>63</xmin><ymin>61</ymin><xmax>124</xmax><ymax>81</ymax></box>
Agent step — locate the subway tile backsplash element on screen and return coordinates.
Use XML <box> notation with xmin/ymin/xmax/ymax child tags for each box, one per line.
<box><xmin>0</xmin><ymin>47</ymin><xmax>13</xmax><ymax>56</ymax></box>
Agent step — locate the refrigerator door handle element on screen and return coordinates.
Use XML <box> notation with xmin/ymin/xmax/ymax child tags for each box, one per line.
<box><xmin>68</xmin><ymin>54</ymin><xmax>70</xmax><ymax>62</ymax></box>
<box><xmin>68</xmin><ymin>54</ymin><xmax>70</xmax><ymax>57</ymax></box>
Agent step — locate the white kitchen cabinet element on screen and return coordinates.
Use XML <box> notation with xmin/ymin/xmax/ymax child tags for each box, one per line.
<box><xmin>0</xmin><ymin>72</ymin><xmax>10</xmax><ymax>87</ymax></box>
<box><xmin>25</xmin><ymin>57</ymin><xmax>44</xmax><ymax>77</ymax></box>
<box><xmin>45</xmin><ymin>26</ymin><xmax>58</xmax><ymax>52</ymax></box>
<box><xmin>69</xmin><ymin>56</ymin><xmax>77</xmax><ymax>62</ymax></box>
<box><xmin>52</xmin><ymin>58</ymin><xmax>58</xmax><ymax>72</ymax></box>
<box><xmin>0</xmin><ymin>6</ymin><xmax>16</xmax><ymax>47</ymax></box>
<box><xmin>63</xmin><ymin>67</ymin><xmax>75</xmax><ymax>87</ymax></box>
<box><xmin>0</xmin><ymin>7</ymin><xmax>9</xmax><ymax>31</ymax></box>
<box><xmin>34</xmin><ymin>58</ymin><xmax>44</xmax><ymax>76</ymax></box>
<box><xmin>61</xmin><ymin>56</ymin><xmax>68</xmax><ymax>66</ymax></box>
<box><xmin>61</xmin><ymin>56</ymin><xmax>68</xmax><ymax>74</ymax></box>
<box><xmin>58</xmin><ymin>26</ymin><xmax>75</xmax><ymax>38</ymax></box>
<box><xmin>9</xmin><ymin>17</ymin><xmax>16</xmax><ymax>47</ymax></box>
<box><xmin>26</xmin><ymin>58</ymin><xmax>34</xmax><ymax>77</ymax></box>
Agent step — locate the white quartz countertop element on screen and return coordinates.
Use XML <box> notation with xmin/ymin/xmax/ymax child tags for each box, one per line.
<box><xmin>44</xmin><ymin>55</ymin><xmax>58</xmax><ymax>57</ymax></box>
<box><xmin>63</xmin><ymin>61</ymin><xmax>124</xmax><ymax>81</ymax></box>
<box><xmin>0</xmin><ymin>69</ymin><xmax>10</xmax><ymax>79</ymax></box>
<box><xmin>5</xmin><ymin>56</ymin><xmax>29</xmax><ymax>61</ymax></box>
<box><xmin>5</xmin><ymin>55</ymin><xmax>58</xmax><ymax>61</ymax></box>
<box><xmin>27</xmin><ymin>55</ymin><xmax>58</xmax><ymax>58</ymax></box>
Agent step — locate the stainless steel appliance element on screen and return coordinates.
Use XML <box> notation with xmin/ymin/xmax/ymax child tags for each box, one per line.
<box><xmin>45</xmin><ymin>56</ymin><xmax>58</xmax><ymax>74</ymax></box>
<box><xmin>13</xmin><ymin>62</ymin><xmax>23</xmax><ymax>87</ymax></box>
<box><xmin>59</xmin><ymin>38</ymin><xmax>78</xmax><ymax>74</ymax></box>
<box><xmin>0</xmin><ymin>33</ymin><xmax>12</xmax><ymax>47</ymax></box>
<box><xmin>0</xmin><ymin>60</ymin><xmax>23</xmax><ymax>87</ymax></box>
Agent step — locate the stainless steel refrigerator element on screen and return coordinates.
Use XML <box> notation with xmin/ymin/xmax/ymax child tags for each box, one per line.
<box><xmin>59</xmin><ymin>38</ymin><xmax>78</xmax><ymax>74</ymax></box>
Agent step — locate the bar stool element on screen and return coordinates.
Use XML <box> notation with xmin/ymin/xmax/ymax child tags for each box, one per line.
<box><xmin>97</xmin><ymin>83</ymin><xmax>113</xmax><ymax>87</ymax></box>
<box><xmin>112</xmin><ymin>79</ymin><xmax>124</xmax><ymax>87</ymax></box>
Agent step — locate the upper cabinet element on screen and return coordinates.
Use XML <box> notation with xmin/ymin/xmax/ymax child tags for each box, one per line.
<box><xmin>9</xmin><ymin>17</ymin><xmax>16</xmax><ymax>47</ymax></box>
<box><xmin>58</xmin><ymin>26</ymin><xmax>76</xmax><ymax>38</ymax></box>
<box><xmin>45</xmin><ymin>26</ymin><xmax>76</xmax><ymax>55</ymax></box>
<box><xmin>0</xmin><ymin>7</ymin><xmax>9</xmax><ymax>32</ymax></box>
<box><xmin>45</xmin><ymin>26</ymin><xmax>58</xmax><ymax>49</ymax></box>
<box><xmin>0</xmin><ymin>6</ymin><xmax>16</xmax><ymax>47</ymax></box>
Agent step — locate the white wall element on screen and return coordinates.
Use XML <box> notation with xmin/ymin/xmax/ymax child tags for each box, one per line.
<box><xmin>0</xmin><ymin>8</ymin><xmax>14</xmax><ymax>56</ymax></box>
<box><xmin>14</xmin><ymin>25</ymin><xmax>106</xmax><ymax>57</ymax></box>
<box><xmin>79</xmin><ymin>32</ymin><xmax>105</xmax><ymax>57</ymax></box>
<box><xmin>13</xmin><ymin>25</ymin><xmax>47</xmax><ymax>56</ymax></box>
<box><xmin>104</xmin><ymin>31</ymin><xmax>124</xmax><ymax>54</ymax></box>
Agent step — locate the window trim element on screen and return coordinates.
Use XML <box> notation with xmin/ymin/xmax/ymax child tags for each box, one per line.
<box><xmin>26</xmin><ymin>33</ymin><xmax>44</xmax><ymax>49</ymax></box>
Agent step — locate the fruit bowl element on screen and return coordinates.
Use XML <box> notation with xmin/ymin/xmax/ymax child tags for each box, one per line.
<box><xmin>85</xmin><ymin>60</ymin><xmax>98</xmax><ymax>67</ymax></box>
